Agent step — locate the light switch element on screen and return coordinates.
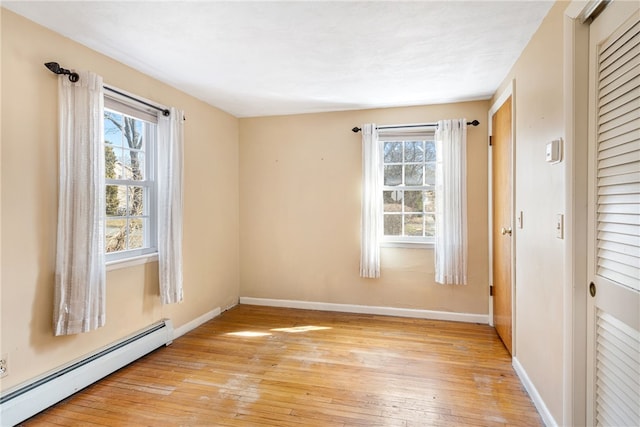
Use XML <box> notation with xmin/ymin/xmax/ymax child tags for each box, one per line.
<box><xmin>517</xmin><ymin>211</ymin><xmax>523</xmax><ymax>229</ymax></box>
<box><xmin>556</xmin><ymin>214</ymin><xmax>564</xmax><ymax>239</ymax></box>
<box><xmin>546</xmin><ymin>139</ymin><xmax>562</xmax><ymax>164</ymax></box>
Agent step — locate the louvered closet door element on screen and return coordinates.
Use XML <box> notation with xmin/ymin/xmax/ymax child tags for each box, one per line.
<box><xmin>587</xmin><ymin>3</ymin><xmax>640</xmax><ymax>426</ymax></box>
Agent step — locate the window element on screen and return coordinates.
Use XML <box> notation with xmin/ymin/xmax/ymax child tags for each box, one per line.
<box><xmin>104</xmin><ymin>95</ymin><xmax>158</xmax><ymax>261</ymax></box>
<box><xmin>381</xmin><ymin>130</ymin><xmax>436</xmax><ymax>245</ymax></box>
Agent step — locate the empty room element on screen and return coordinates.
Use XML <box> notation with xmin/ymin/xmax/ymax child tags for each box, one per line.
<box><xmin>1</xmin><ymin>1</ymin><xmax>638</xmax><ymax>426</ymax></box>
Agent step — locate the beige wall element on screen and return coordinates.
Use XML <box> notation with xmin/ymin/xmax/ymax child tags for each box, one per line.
<box><xmin>491</xmin><ymin>1</ymin><xmax>568</xmax><ymax>422</ymax></box>
<box><xmin>0</xmin><ymin>10</ymin><xmax>240</xmax><ymax>391</ymax></box>
<box><xmin>239</xmin><ymin>101</ymin><xmax>490</xmax><ymax>314</ymax></box>
<box><xmin>1</xmin><ymin>3</ymin><xmax>571</xmax><ymax>420</ymax></box>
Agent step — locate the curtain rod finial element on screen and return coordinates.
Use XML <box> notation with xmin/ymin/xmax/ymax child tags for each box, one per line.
<box><xmin>44</xmin><ymin>62</ymin><xmax>61</xmax><ymax>73</ymax></box>
<box><xmin>45</xmin><ymin>61</ymin><xmax>79</xmax><ymax>82</ymax></box>
<box><xmin>352</xmin><ymin>127</ymin><xmax>362</xmax><ymax>133</ymax></box>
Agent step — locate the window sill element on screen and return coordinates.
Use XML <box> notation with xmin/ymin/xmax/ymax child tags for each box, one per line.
<box><xmin>106</xmin><ymin>253</ymin><xmax>158</xmax><ymax>271</ymax></box>
<box><xmin>380</xmin><ymin>241</ymin><xmax>433</xmax><ymax>249</ymax></box>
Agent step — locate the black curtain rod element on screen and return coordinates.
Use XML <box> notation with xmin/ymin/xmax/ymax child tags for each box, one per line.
<box><xmin>44</xmin><ymin>62</ymin><xmax>171</xmax><ymax>117</ymax></box>
<box><xmin>104</xmin><ymin>86</ymin><xmax>170</xmax><ymax>117</ymax></box>
<box><xmin>351</xmin><ymin>120</ymin><xmax>480</xmax><ymax>133</ymax></box>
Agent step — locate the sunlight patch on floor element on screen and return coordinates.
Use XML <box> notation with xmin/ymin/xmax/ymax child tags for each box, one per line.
<box><xmin>225</xmin><ymin>331</ymin><xmax>272</xmax><ymax>337</ymax></box>
<box><xmin>225</xmin><ymin>325</ymin><xmax>332</xmax><ymax>337</ymax></box>
<box><xmin>271</xmin><ymin>325</ymin><xmax>332</xmax><ymax>333</ymax></box>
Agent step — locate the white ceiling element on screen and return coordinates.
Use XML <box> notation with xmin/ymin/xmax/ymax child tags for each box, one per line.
<box><xmin>4</xmin><ymin>1</ymin><xmax>554</xmax><ymax>118</ymax></box>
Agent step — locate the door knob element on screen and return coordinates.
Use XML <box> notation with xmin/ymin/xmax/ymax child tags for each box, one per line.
<box><xmin>501</xmin><ymin>227</ymin><xmax>512</xmax><ymax>236</ymax></box>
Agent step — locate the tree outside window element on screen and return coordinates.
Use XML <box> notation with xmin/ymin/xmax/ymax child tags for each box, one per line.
<box><xmin>104</xmin><ymin>110</ymin><xmax>154</xmax><ymax>255</ymax></box>
<box><xmin>382</xmin><ymin>139</ymin><xmax>436</xmax><ymax>243</ymax></box>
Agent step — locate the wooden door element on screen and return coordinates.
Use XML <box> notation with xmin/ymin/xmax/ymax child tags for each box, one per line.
<box><xmin>586</xmin><ymin>3</ymin><xmax>639</xmax><ymax>425</ymax></box>
<box><xmin>492</xmin><ymin>96</ymin><xmax>513</xmax><ymax>355</ymax></box>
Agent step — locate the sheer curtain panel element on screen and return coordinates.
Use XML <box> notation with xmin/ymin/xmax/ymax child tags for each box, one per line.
<box><xmin>54</xmin><ymin>71</ymin><xmax>106</xmax><ymax>335</ymax></box>
<box><xmin>157</xmin><ymin>108</ymin><xmax>185</xmax><ymax>304</ymax></box>
<box><xmin>434</xmin><ymin>119</ymin><xmax>468</xmax><ymax>285</ymax></box>
<box><xmin>360</xmin><ymin>124</ymin><xmax>381</xmax><ymax>278</ymax></box>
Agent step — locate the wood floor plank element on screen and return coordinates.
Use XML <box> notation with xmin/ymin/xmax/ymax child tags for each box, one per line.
<box><xmin>21</xmin><ymin>305</ymin><xmax>542</xmax><ymax>426</ymax></box>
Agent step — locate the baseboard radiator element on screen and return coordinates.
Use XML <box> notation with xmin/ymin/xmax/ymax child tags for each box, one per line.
<box><xmin>0</xmin><ymin>319</ymin><xmax>173</xmax><ymax>426</ymax></box>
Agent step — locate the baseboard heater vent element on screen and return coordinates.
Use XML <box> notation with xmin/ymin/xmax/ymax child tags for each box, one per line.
<box><xmin>0</xmin><ymin>319</ymin><xmax>173</xmax><ymax>426</ymax></box>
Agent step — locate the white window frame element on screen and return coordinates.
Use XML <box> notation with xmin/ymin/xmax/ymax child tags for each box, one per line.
<box><xmin>104</xmin><ymin>93</ymin><xmax>159</xmax><ymax>264</ymax></box>
<box><xmin>380</xmin><ymin>128</ymin><xmax>436</xmax><ymax>248</ymax></box>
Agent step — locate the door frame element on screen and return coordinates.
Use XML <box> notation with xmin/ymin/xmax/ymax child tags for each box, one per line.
<box><xmin>488</xmin><ymin>80</ymin><xmax>516</xmax><ymax>354</ymax></box>
<box><xmin>564</xmin><ymin>3</ymin><xmax>639</xmax><ymax>425</ymax></box>
<box><xmin>562</xmin><ymin>1</ymin><xmax>608</xmax><ymax>425</ymax></box>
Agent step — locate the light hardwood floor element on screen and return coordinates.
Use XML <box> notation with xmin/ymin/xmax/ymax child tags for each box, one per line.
<box><xmin>22</xmin><ymin>305</ymin><xmax>542</xmax><ymax>426</ymax></box>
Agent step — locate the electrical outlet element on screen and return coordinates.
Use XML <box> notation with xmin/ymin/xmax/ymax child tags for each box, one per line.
<box><xmin>0</xmin><ymin>353</ymin><xmax>8</xmax><ymax>378</ymax></box>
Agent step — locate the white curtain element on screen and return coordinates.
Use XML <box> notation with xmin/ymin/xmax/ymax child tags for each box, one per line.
<box><xmin>157</xmin><ymin>108</ymin><xmax>184</xmax><ymax>304</ymax></box>
<box><xmin>434</xmin><ymin>119</ymin><xmax>468</xmax><ymax>285</ymax></box>
<box><xmin>54</xmin><ymin>71</ymin><xmax>106</xmax><ymax>335</ymax></box>
<box><xmin>360</xmin><ymin>124</ymin><xmax>381</xmax><ymax>278</ymax></box>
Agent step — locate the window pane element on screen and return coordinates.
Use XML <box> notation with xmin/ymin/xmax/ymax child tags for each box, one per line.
<box><xmin>104</xmin><ymin>112</ymin><xmax>124</xmax><ymax>147</ymax></box>
<box><xmin>384</xmin><ymin>142</ymin><xmax>402</xmax><ymax>163</ymax></box>
<box><xmin>384</xmin><ymin>214</ymin><xmax>402</xmax><ymax>236</ymax></box>
<box><xmin>105</xmin><ymin>146</ymin><xmax>118</xmax><ymax>179</ymax></box>
<box><xmin>132</xmin><ymin>120</ymin><xmax>144</xmax><ymax>149</ymax></box>
<box><xmin>384</xmin><ymin>165</ymin><xmax>402</xmax><ymax>186</ymax></box>
<box><xmin>128</xmin><ymin>186</ymin><xmax>145</xmax><ymax>216</ymax></box>
<box><xmin>403</xmin><ymin>191</ymin><xmax>423</xmax><ymax>213</ymax></box>
<box><xmin>404</xmin><ymin>141</ymin><xmax>424</xmax><ymax>162</ymax></box>
<box><xmin>123</xmin><ymin>150</ymin><xmax>145</xmax><ymax>180</ymax></box>
<box><xmin>425</xmin><ymin>162</ymin><xmax>436</xmax><ymax>185</ymax></box>
<box><xmin>425</xmin><ymin>214</ymin><xmax>436</xmax><ymax>237</ymax></box>
<box><xmin>106</xmin><ymin>218</ymin><xmax>126</xmax><ymax>253</ymax></box>
<box><xmin>107</xmin><ymin>147</ymin><xmax>124</xmax><ymax>179</ymax></box>
<box><xmin>380</xmin><ymin>137</ymin><xmax>436</xmax><ymax>242</ymax></box>
<box><xmin>404</xmin><ymin>164</ymin><xmax>423</xmax><ymax>186</ymax></box>
<box><xmin>104</xmin><ymin>100</ymin><xmax>157</xmax><ymax>260</ymax></box>
<box><xmin>383</xmin><ymin>190</ymin><xmax>402</xmax><ymax>212</ymax></box>
<box><xmin>128</xmin><ymin>219</ymin><xmax>144</xmax><ymax>250</ymax></box>
<box><xmin>106</xmin><ymin>185</ymin><xmax>125</xmax><ymax>216</ymax></box>
<box><xmin>423</xmin><ymin>190</ymin><xmax>436</xmax><ymax>213</ymax></box>
<box><xmin>405</xmin><ymin>214</ymin><xmax>424</xmax><ymax>236</ymax></box>
<box><xmin>121</xmin><ymin>150</ymin><xmax>132</xmax><ymax>179</ymax></box>
<box><xmin>120</xmin><ymin>116</ymin><xmax>143</xmax><ymax>150</ymax></box>
<box><xmin>425</xmin><ymin>141</ymin><xmax>436</xmax><ymax>161</ymax></box>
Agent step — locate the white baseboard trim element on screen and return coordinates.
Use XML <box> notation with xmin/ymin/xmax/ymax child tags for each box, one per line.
<box><xmin>173</xmin><ymin>307</ymin><xmax>221</xmax><ymax>339</ymax></box>
<box><xmin>512</xmin><ymin>356</ymin><xmax>557</xmax><ymax>427</ymax></box>
<box><xmin>239</xmin><ymin>297</ymin><xmax>489</xmax><ymax>324</ymax></box>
